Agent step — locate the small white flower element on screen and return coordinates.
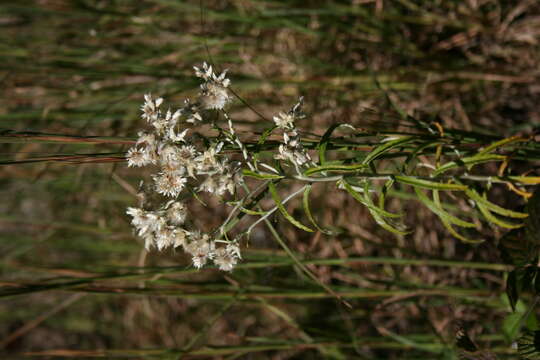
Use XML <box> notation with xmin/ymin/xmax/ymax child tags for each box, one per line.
<box><xmin>273</xmin><ymin>112</ymin><xmax>295</xmax><ymax>129</ymax></box>
<box><xmin>217</xmin><ymin>172</ymin><xmax>236</xmax><ymax>195</ymax></box>
<box><xmin>186</xmin><ymin>111</ymin><xmax>202</xmax><ymax>123</ymax></box>
<box><xmin>127</xmin><ymin>207</ymin><xmax>147</xmax><ymax>229</ymax></box>
<box><xmin>199</xmin><ymin>83</ymin><xmax>230</xmax><ymax>110</ymax></box>
<box><xmin>194</xmin><ymin>62</ymin><xmax>230</xmax><ymax>87</ymax></box>
<box><xmin>166</xmin><ymin>201</ymin><xmax>187</xmax><ymax>225</ymax></box>
<box><xmin>158</xmin><ymin>144</ymin><xmax>180</xmax><ymax>166</ymax></box>
<box><xmin>168</xmin><ymin>127</ymin><xmax>189</xmax><ymax>143</ymax></box>
<box><xmin>142</xmin><ymin>233</ymin><xmax>156</xmax><ymax>251</ymax></box>
<box><xmin>141</xmin><ymin>94</ymin><xmax>162</xmax><ymax>123</ymax></box>
<box><xmin>185</xmin><ymin>232</ymin><xmax>215</xmax><ymax>269</ymax></box>
<box><xmin>213</xmin><ymin>242</ymin><xmax>241</xmax><ymax>271</ymax></box>
<box><xmin>153</xmin><ymin>170</ymin><xmax>187</xmax><ymax>197</ymax></box>
<box><xmin>172</xmin><ymin>228</ymin><xmax>187</xmax><ymax>248</ymax></box>
<box><xmin>151</xmin><ymin>118</ymin><xmax>168</xmax><ymax>135</ymax></box>
<box><xmin>127</xmin><ymin>207</ymin><xmax>166</xmax><ymax>247</ymax></box>
<box><xmin>176</xmin><ymin>145</ymin><xmax>198</xmax><ymax>177</ymax></box>
<box><xmin>155</xmin><ymin>225</ymin><xmax>176</xmax><ymax>250</ymax></box>
<box><xmin>178</xmin><ymin>145</ymin><xmax>198</xmax><ymax>163</ymax></box>
<box><xmin>193</xmin><ymin>62</ymin><xmax>231</xmax><ymax>110</ymax></box>
<box><xmin>136</xmin><ymin>131</ymin><xmax>156</xmax><ymax>147</ymax></box>
<box><xmin>195</xmin><ymin>147</ymin><xmax>218</xmax><ymax>173</ymax></box>
<box><xmin>194</xmin><ymin>62</ymin><xmax>214</xmax><ymax>81</ymax></box>
<box><xmin>127</xmin><ymin>147</ymin><xmax>153</xmax><ymax>167</ymax></box>
<box><xmin>199</xmin><ymin>175</ymin><xmax>217</xmax><ymax>194</ymax></box>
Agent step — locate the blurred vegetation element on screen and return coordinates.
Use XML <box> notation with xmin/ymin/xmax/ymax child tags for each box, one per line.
<box><xmin>1</xmin><ymin>0</ymin><xmax>540</xmax><ymax>358</ymax></box>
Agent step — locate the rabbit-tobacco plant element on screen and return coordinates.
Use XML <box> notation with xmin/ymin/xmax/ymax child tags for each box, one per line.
<box><xmin>127</xmin><ymin>63</ymin><xmax>540</xmax><ymax>271</ymax></box>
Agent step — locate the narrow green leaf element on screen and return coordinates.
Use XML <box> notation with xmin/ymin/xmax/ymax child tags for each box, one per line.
<box><xmin>243</xmin><ymin>169</ymin><xmax>284</xmax><ymax>180</ymax></box>
<box><xmin>509</xmin><ymin>176</ymin><xmax>540</xmax><ymax>185</ymax></box>
<box><xmin>340</xmin><ymin>180</ymin><xmax>407</xmax><ymax>235</ymax></box>
<box><xmin>302</xmin><ymin>185</ymin><xmax>333</xmax><ymax>235</ymax></box>
<box><xmin>239</xmin><ymin>207</ymin><xmax>268</xmax><ymax>216</ymax></box>
<box><xmin>395</xmin><ymin>175</ymin><xmax>467</xmax><ymax>191</ymax></box>
<box><xmin>503</xmin><ymin>312</ymin><xmax>523</xmax><ymax>341</ymax></box>
<box><xmin>253</xmin><ymin>125</ymin><xmax>278</xmax><ymax>165</ymax></box>
<box><xmin>361</xmin><ymin>136</ymin><xmax>414</xmax><ymax>165</ymax></box>
<box><xmin>341</xmin><ymin>180</ymin><xmax>401</xmax><ymax>218</ymax></box>
<box><xmin>361</xmin><ymin>181</ymin><xmax>408</xmax><ymax>236</ymax></box>
<box><xmin>466</xmin><ymin>189</ymin><xmax>528</xmax><ymax>219</ymax></box>
<box><xmin>257</xmin><ymin>125</ymin><xmax>278</xmax><ymax>146</ymax></box>
<box><xmin>415</xmin><ymin>188</ymin><xmax>476</xmax><ymax>228</ymax></box>
<box><xmin>304</xmin><ymin>163</ymin><xmax>368</xmax><ymax>176</ymax></box>
<box><xmin>440</xmin><ymin>217</ymin><xmax>483</xmax><ymax>244</ymax></box>
<box><xmin>317</xmin><ymin>123</ymin><xmax>355</xmax><ymax>165</ymax></box>
<box><xmin>268</xmin><ymin>182</ymin><xmax>314</xmax><ymax>232</ymax></box>
<box><xmin>371</xmin><ymin>211</ymin><xmax>410</xmax><ymax>236</ymax></box>
<box><xmin>403</xmin><ymin>141</ymin><xmax>442</xmax><ymax>173</ymax></box>
<box><xmin>361</xmin><ymin>180</ymin><xmax>403</xmax><ymax>219</ymax></box>
<box><xmin>433</xmin><ymin>190</ymin><xmax>483</xmax><ymax>244</ymax></box>
<box><xmin>432</xmin><ymin>154</ymin><xmax>505</xmax><ymax>176</ymax></box>
<box><xmin>476</xmin><ymin>201</ymin><xmax>524</xmax><ymax>229</ymax></box>
<box><xmin>478</xmin><ymin>135</ymin><xmax>528</xmax><ymax>156</ymax></box>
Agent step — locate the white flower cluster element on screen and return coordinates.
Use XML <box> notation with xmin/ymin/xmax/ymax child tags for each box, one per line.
<box><xmin>194</xmin><ymin>62</ymin><xmax>231</xmax><ymax>110</ymax></box>
<box><xmin>126</xmin><ymin>63</ymin><xmax>241</xmax><ymax>271</ymax></box>
<box><xmin>273</xmin><ymin>98</ymin><xmax>314</xmax><ymax>172</ymax></box>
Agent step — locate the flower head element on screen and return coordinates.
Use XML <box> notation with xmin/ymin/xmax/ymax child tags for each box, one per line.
<box><xmin>273</xmin><ymin>112</ymin><xmax>295</xmax><ymax>130</ymax></box>
<box><xmin>153</xmin><ymin>170</ymin><xmax>187</xmax><ymax>197</ymax></box>
<box><xmin>213</xmin><ymin>242</ymin><xmax>241</xmax><ymax>271</ymax></box>
<box><xmin>185</xmin><ymin>232</ymin><xmax>215</xmax><ymax>269</ymax></box>
<box><xmin>127</xmin><ymin>147</ymin><xmax>154</xmax><ymax>167</ymax></box>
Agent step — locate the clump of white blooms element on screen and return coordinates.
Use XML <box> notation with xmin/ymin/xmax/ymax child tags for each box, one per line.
<box><xmin>194</xmin><ymin>62</ymin><xmax>231</xmax><ymax>110</ymax></box>
<box><xmin>126</xmin><ymin>63</ymin><xmax>242</xmax><ymax>271</ymax></box>
<box><xmin>273</xmin><ymin>97</ymin><xmax>314</xmax><ymax>174</ymax></box>
<box><xmin>126</xmin><ymin>63</ymin><xmax>311</xmax><ymax>271</ymax></box>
